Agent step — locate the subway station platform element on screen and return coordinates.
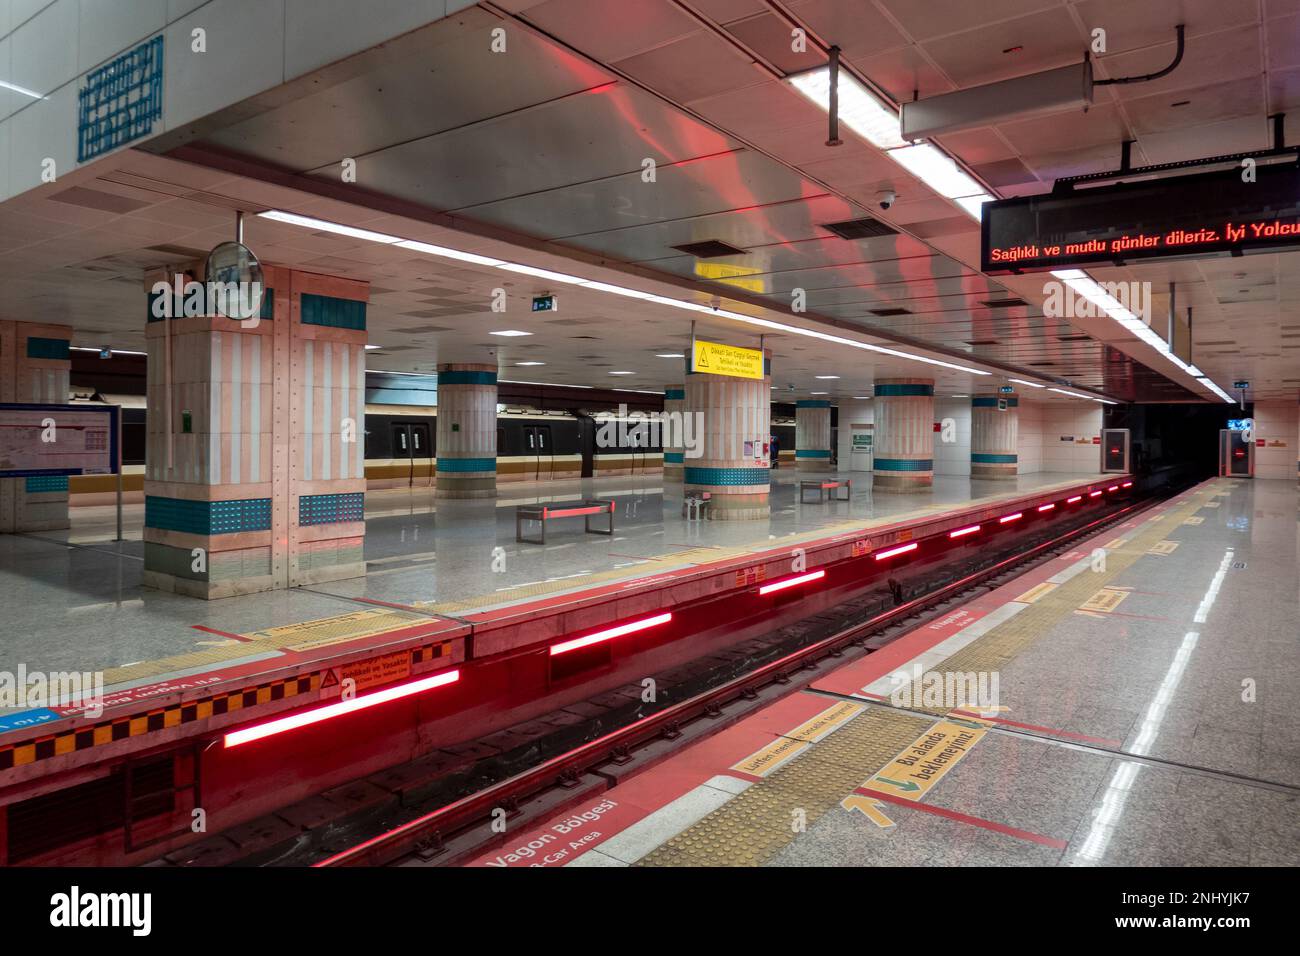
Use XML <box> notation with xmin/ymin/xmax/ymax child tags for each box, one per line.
<box><xmin>0</xmin><ymin>468</ymin><xmax>1125</xmax><ymax>800</ymax></box>
<box><xmin>465</xmin><ymin>478</ymin><xmax>1300</xmax><ymax>868</ymax></box>
<box><xmin>2</xmin><ymin>469</ymin><xmax>1097</xmax><ymax>687</ymax></box>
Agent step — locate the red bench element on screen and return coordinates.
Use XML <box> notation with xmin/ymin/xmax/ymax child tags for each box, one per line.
<box><xmin>515</xmin><ymin>499</ymin><xmax>615</xmax><ymax>544</ymax></box>
<box><xmin>799</xmin><ymin>478</ymin><xmax>852</xmax><ymax>503</ymax></box>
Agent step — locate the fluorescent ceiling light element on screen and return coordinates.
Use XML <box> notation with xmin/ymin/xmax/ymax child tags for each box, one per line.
<box><xmin>71</xmin><ymin>347</ymin><xmax>148</xmax><ymax>356</ymax></box>
<box><xmin>257</xmin><ymin>210</ymin><xmax>402</xmax><ymax>244</ymax></box>
<box><xmin>490</xmin><ymin>330</ymin><xmax>532</xmax><ymax>337</ymax></box>
<box><xmin>609</xmin><ymin>371</ymin><xmax>635</xmax><ymax>375</ymax></box>
<box><xmin>787</xmin><ymin>68</ymin><xmax>907</xmax><ymax>150</ymax></box>
<box><xmin>815</xmin><ymin>375</ymin><xmax>840</xmax><ymax>379</ymax></box>
<box><xmin>501</xmin><ymin>380</ymin><xmax>593</xmax><ymax>389</ymax></box>
<box><xmin>0</xmin><ymin>79</ymin><xmax>44</xmax><ymax>99</ymax></box>
<box><xmin>263</xmin><ymin>208</ymin><xmax>1002</xmax><ymax>379</ymax></box>
<box><xmin>395</xmin><ymin>239</ymin><xmax>504</xmax><ymax>267</ymax></box>
<box><xmin>810</xmin><ymin>391</ymin><xmax>828</xmax><ymax>395</ymax></box>
<box><xmin>954</xmin><ymin>193</ymin><xmax>993</xmax><ymax>219</ymax></box>
<box><xmin>1048</xmin><ymin>387</ymin><xmax>1090</xmax><ymax>399</ymax></box>
<box><xmin>1051</xmin><ymin>267</ymin><xmax>1233</xmax><ymax>403</ymax></box>
<box><xmin>498</xmin><ymin>262</ymin><xmax>590</xmax><ymax>284</ymax></box>
<box><xmin>888</xmin><ymin>143</ymin><xmax>983</xmax><ymax>198</ymax></box>
<box><xmin>364</xmin><ymin>344</ymin><xmax>382</xmax><ymax>351</ymax></box>
<box><xmin>656</xmin><ymin>353</ymin><xmax>685</xmax><ymax>358</ymax></box>
<box><xmin>515</xmin><ymin>361</ymin><xmax>545</xmax><ymax>366</ymax></box>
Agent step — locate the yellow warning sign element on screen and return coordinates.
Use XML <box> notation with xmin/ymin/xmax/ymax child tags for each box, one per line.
<box><xmin>1148</xmin><ymin>540</ymin><xmax>1180</xmax><ymax>555</ymax></box>
<box><xmin>692</xmin><ymin>338</ymin><xmax>764</xmax><ymax>380</ymax></box>
<box><xmin>731</xmin><ymin>735</ymin><xmax>808</xmax><ymax>778</ymax></box>
<box><xmin>731</xmin><ymin>701</ymin><xmax>863</xmax><ymax>777</ymax></box>
<box><xmin>865</xmin><ymin>718</ymin><xmax>987</xmax><ymax>802</ymax></box>
<box><xmin>785</xmin><ymin>701</ymin><xmax>864</xmax><ymax>742</ymax></box>
<box><xmin>339</xmin><ymin>649</ymin><xmax>412</xmax><ymax>692</ymax></box>
<box><xmin>1080</xmin><ymin>587</ymin><xmax>1131</xmax><ymax>613</ymax></box>
<box><xmin>693</xmin><ymin>261</ymin><xmax>767</xmax><ymax>294</ymax></box>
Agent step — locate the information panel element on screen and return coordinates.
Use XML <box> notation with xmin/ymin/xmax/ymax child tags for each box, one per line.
<box><xmin>0</xmin><ymin>404</ymin><xmax>119</xmax><ymax>478</ymax></box>
<box><xmin>981</xmin><ymin>161</ymin><xmax>1300</xmax><ymax>274</ymax></box>
<box><xmin>691</xmin><ymin>338</ymin><xmax>764</xmax><ymax>380</ymax></box>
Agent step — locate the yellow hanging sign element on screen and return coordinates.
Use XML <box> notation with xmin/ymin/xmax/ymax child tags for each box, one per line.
<box><xmin>692</xmin><ymin>338</ymin><xmax>764</xmax><ymax>380</ymax></box>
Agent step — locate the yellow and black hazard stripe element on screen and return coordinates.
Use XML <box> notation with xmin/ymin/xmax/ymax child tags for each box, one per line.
<box><xmin>0</xmin><ymin>639</ymin><xmax>454</xmax><ymax>772</ymax></box>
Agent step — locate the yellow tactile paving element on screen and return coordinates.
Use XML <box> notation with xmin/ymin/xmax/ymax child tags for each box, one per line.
<box><xmin>638</xmin><ymin>708</ymin><xmax>930</xmax><ymax>866</ymax></box>
<box><xmin>639</xmin><ymin>482</ymin><xmax>1222</xmax><ymax>864</ymax></box>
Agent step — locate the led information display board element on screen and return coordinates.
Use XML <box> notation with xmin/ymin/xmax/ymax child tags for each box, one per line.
<box><xmin>981</xmin><ymin>161</ymin><xmax>1300</xmax><ymax>274</ymax></box>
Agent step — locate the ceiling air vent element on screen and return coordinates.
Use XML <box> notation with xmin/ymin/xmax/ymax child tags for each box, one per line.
<box><xmin>869</xmin><ymin>307</ymin><xmax>912</xmax><ymax>317</ymax></box>
<box><xmin>821</xmin><ymin>217</ymin><xmax>897</xmax><ymax>241</ymax></box>
<box><xmin>670</xmin><ymin>239</ymin><xmax>747</xmax><ymax>258</ymax></box>
<box><xmin>980</xmin><ymin>297</ymin><xmax>1029</xmax><ymax>309</ymax></box>
<box><xmin>966</xmin><ymin>339</ymin><xmax>998</xmax><ymax>346</ymax></box>
<box><xmin>1057</xmin><ymin>333</ymin><xmax>1090</xmax><ymax>341</ymax></box>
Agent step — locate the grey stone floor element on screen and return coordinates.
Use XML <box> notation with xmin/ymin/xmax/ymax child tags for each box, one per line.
<box><xmin>0</xmin><ymin>470</ymin><xmax>1088</xmax><ymax>679</ymax></box>
<box><xmin>767</xmin><ymin>478</ymin><xmax>1300</xmax><ymax>866</ymax></box>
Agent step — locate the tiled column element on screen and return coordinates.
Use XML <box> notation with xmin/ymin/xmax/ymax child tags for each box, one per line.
<box><xmin>435</xmin><ymin>363</ymin><xmax>497</xmax><ymax>499</ymax></box>
<box><xmin>684</xmin><ymin>357</ymin><xmax>770</xmax><ymax>520</ymax></box>
<box><xmin>142</xmin><ymin>265</ymin><xmax>368</xmax><ymax>598</ymax></box>
<box><xmin>971</xmin><ymin>392</ymin><xmax>1018</xmax><ymax>479</ymax></box>
<box><xmin>663</xmin><ymin>384</ymin><xmax>685</xmax><ymax>482</ymax></box>
<box><xmin>795</xmin><ymin>400</ymin><xmax>833</xmax><ymax>471</ymax></box>
<box><xmin>0</xmin><ymin>322</ymin><xmax>72</xmax><ymax>532</ymax></box>
<box><xmin>873</xmin><ymin>378</ymin><xmax>934</xmax><ymax>492</ymax></box>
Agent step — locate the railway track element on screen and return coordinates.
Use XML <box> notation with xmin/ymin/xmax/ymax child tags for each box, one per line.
<box><xmin>292</xmin><ymin>491</ymin><xmax>1168</xmax><ymax>868</ymax></box>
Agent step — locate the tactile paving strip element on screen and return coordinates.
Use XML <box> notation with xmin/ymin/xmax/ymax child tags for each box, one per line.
<box><xmin>638</xmin><ymin>708</ymin><xmax>931</xmax><ymax>867</ymax></box>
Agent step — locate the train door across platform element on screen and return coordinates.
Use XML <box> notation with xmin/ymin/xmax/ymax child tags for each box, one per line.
<box><xmin>391</xmin><ymin>422</ymin><xmax>433</xmax><ymax>487</ymax></box>
<box><xmin>522</xmin><ymin>424</ymin><xmax>551</xmax><ymax>481</ymax></box>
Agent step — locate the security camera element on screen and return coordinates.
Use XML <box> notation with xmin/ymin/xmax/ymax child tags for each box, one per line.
<box><xmin>876</xmin><ymin>189</ymin><xmax>896</xmax><ymax>211</ymax></box>
<box><xmin>709</xmin><ymin>295</ymin><xmax>722</xmax><ymax>311</ymax></box>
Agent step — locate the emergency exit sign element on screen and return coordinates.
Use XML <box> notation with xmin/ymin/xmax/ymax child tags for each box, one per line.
<box><xmin>531</xmin><ymin>295</ymin><xmax>557</xmax><ymax>312</ymax></box>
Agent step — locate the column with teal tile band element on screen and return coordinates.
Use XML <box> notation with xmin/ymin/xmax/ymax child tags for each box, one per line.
<box><xmin>796</xmin><ymin>400</ymin><xmax>833</xmax><ymax>471</ymax></box>
<box><xmin>873</xmin><ymin>378</ymin><xmax>934</xmax><ymax>491</ymax></box>
<box><xmin>683</xmin><ymin>364</ymin><xmax>771</xmax><ymax>519</ymax></box>
<box><xmin>436</xmin><ymin>363</ymin><xmax>498</xmax><ymax>499</ymax></box>
<box><xmin>971</xmin><ymin>391</ymin><xmax>1019</xmax><ymax>479</ymax></box>
<box><xmin>663</xmin><ymin>384</ymin><xmax>686</xmax><ymax>481</ymax></box>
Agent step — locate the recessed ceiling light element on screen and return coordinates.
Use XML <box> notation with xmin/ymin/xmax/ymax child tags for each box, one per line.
<box><xmin>364</xmin><ymin>344</ymin><xmax>383</xmax><ymax>351</ymax></box>
<box><xmin>609</xmin><ymin>371</ymin><xmax>635</xmax><ymax>375</ymax></box>
<box><xmin>656</xmin><ymin>353</ymin><xmax>685</xmax><ymax>358</ymax></box>
<box><xmin>815</xmin><ymin>375</ymin><xmax>840</xmax><ymax>379</ymax></box>
<box><xmin>490</xmin><ymin>330</ymin><xmax>532</xmax><ymax>337</ymax></box>
<box><xmin>515</xmin><ymin>361</ymin><xmax>545</xmax><ymax>366</ymax></box>
<box><xmin>852</xmin><ymin>396</ymin><xmax>871</xmax><ymax>399</ymax></box>
<box><xmin>810</xmin><ymin>391</ymin><xmax>829</xmax><ymax>395</ymax></box>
